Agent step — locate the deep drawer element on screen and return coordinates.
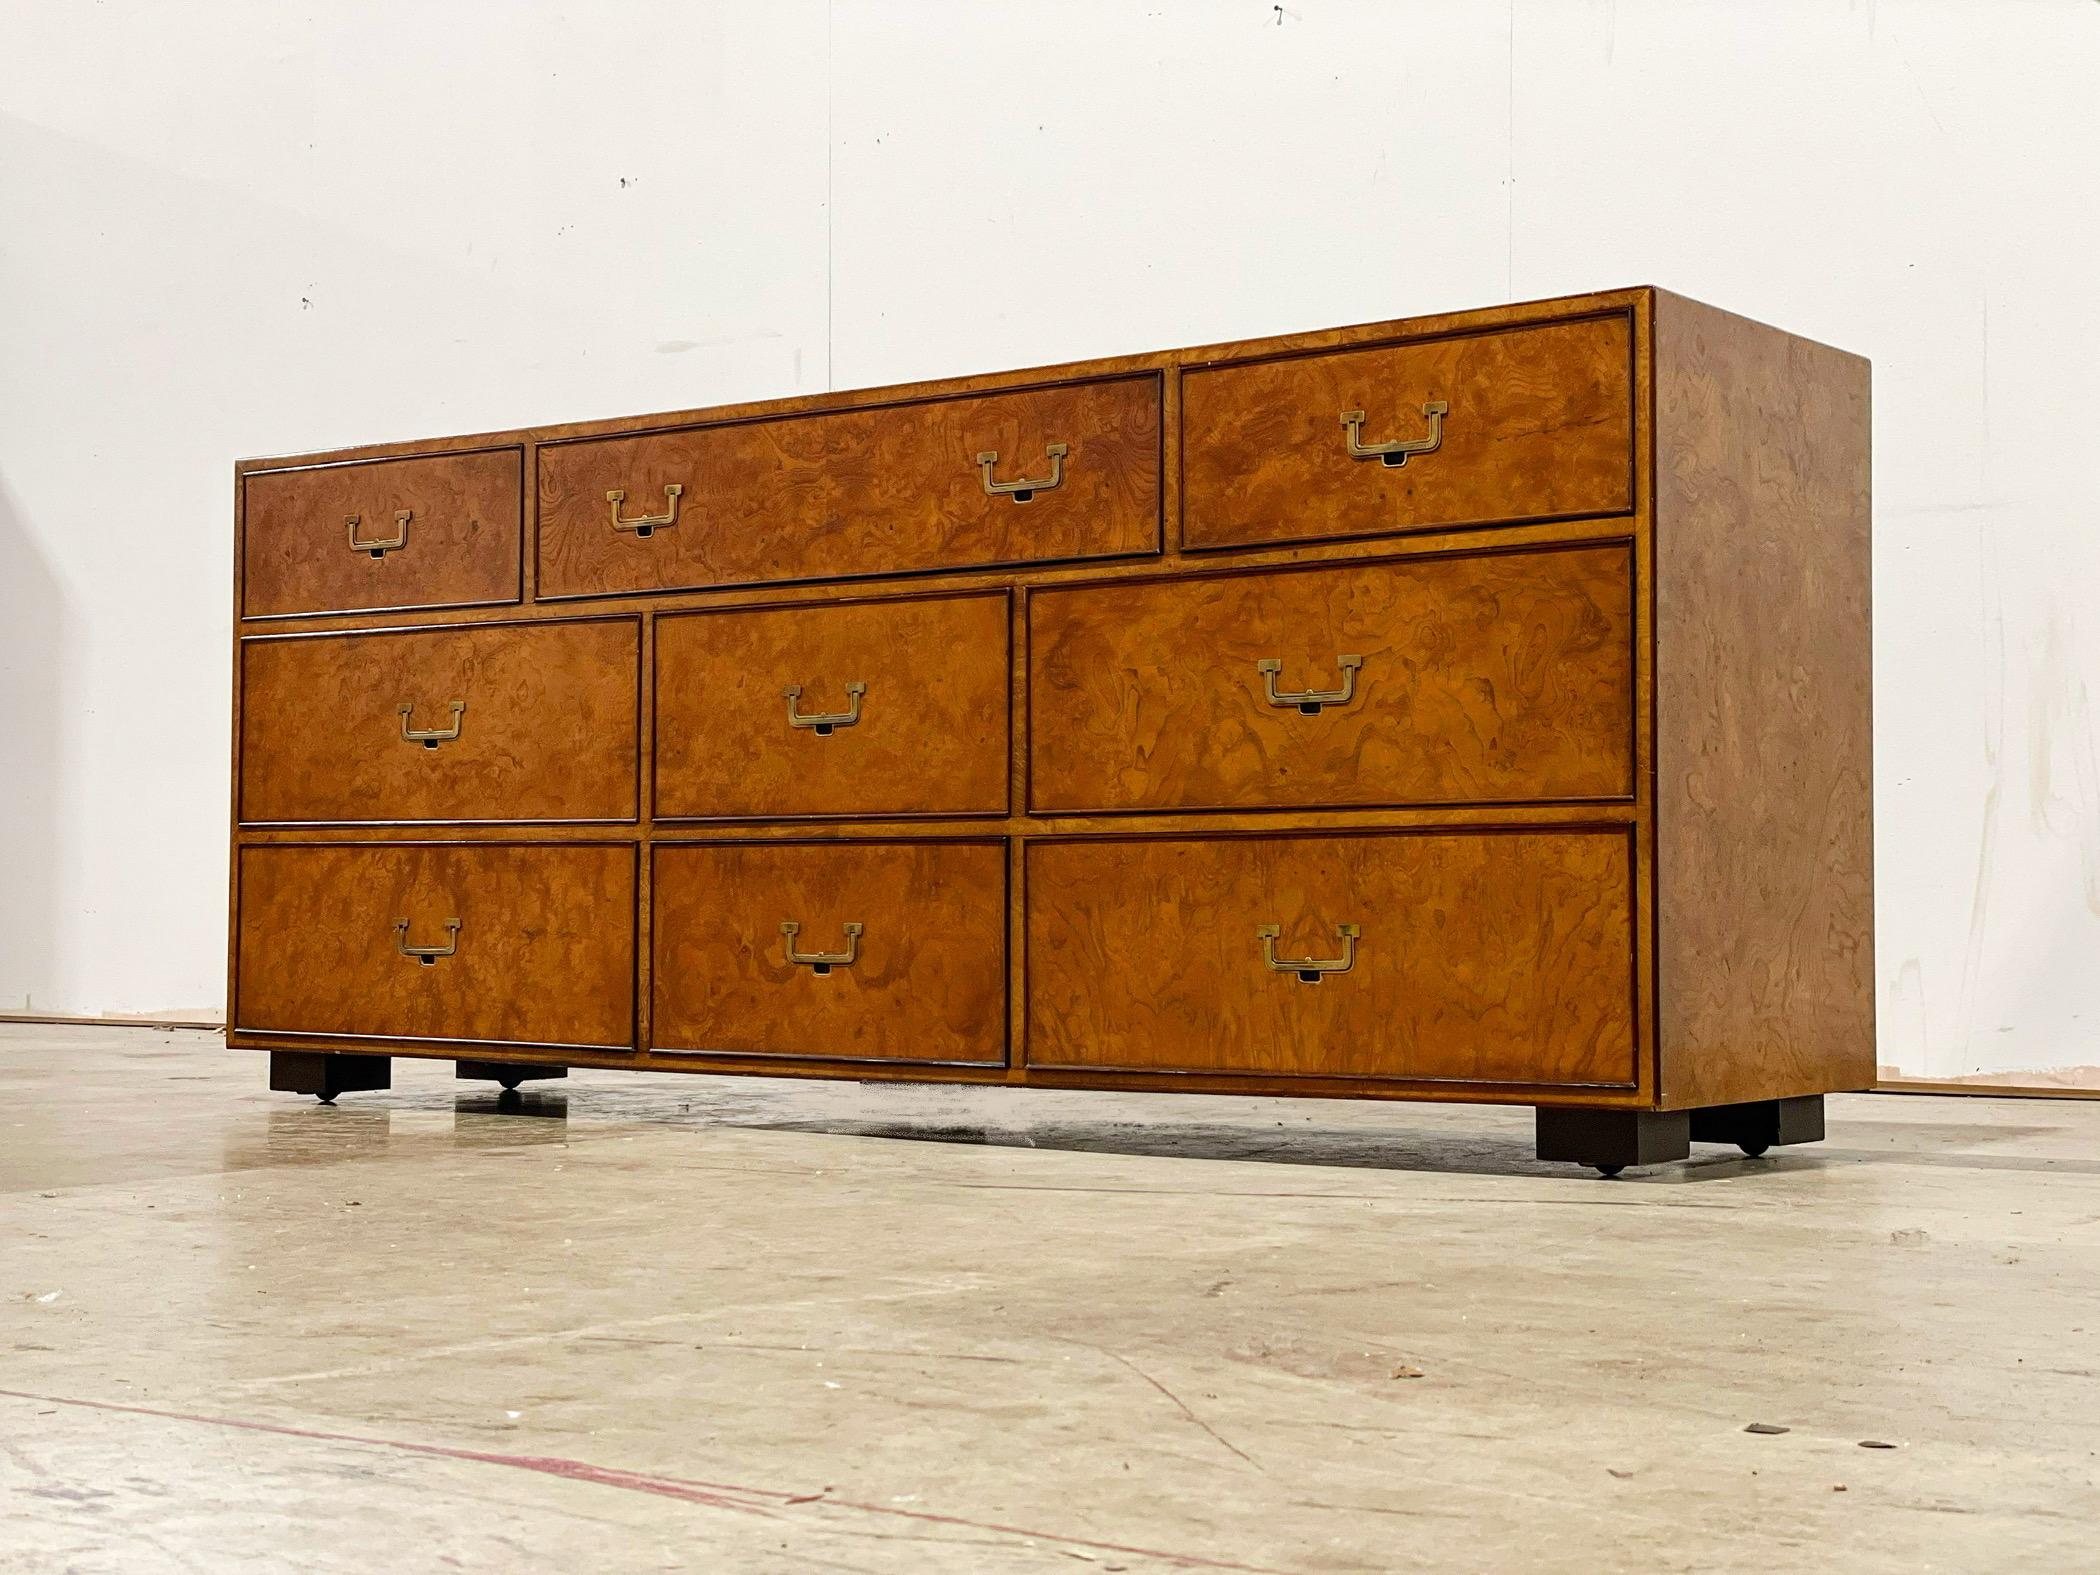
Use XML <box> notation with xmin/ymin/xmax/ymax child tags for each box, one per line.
<box><xmin>239</xmin><ymin>618</ymin><xmax>640</xmax><ymax>825</ymax></box>
<box><xmin>536</xmin><ymin>376</ymin><xmax>1161</xmax><ymax>598</ymax></box>
<box><xmin>652</xmin><ymin>841</ymin><xmax>1007</xmax><ymax>1064</ymax></box>
<box><xmin>1182</xmin><ymin>315</ymin><xmax>1633</xmax><ymax>550</ymax></box>
<box><xmin>234</xmin><ymin>843</ymin><xmax>636</xmax><ymax>1050</ymax></box>
<box><xmin>1026</xmin><ymin>829</ymin><xmax>1637</xmax><ymax>1086</ymax></box>
<box><xmin>1028</xmin><ymin>543</ymin><xmax>1634</xmax><ymax>814</ymax></box>
<box><xmin>242</xmin><ymin>449</ymin><xmax>522</xmax><ymax>618</ymax></box>
<box><xmin>654</xmin><ymin>592</ymin><xmax>1008</xmax><ymax>820</ymax></box>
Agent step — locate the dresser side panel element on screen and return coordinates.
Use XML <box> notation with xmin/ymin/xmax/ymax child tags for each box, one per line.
<box><xmin>1652</xmin><ymin>290</ymin><xmax>1875</xmax><ymax>1108</ymax></box>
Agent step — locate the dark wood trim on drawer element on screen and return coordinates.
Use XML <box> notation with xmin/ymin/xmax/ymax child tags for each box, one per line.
<box><xmin>651</xmin><ymin>587</ymin><xmax>1012</xmax><ymax>823</ymax></box>
<box><xmin>535</xmin><ymin>373</ymin><xmax>1164</xmax><ymax>602</ymax></box>
<box><xmin>1179</xmin><ymin>309</ymin><xmax>1639</xmax><ymax>554</ymax></box>
<box><xmin>237</xmin><ymin>613</ymin><xmax>643</xmax><ymax>827</ymax></box>
<box><xmin>1026</xmin><ymin>537</ymin><xmax>1639</xmax><ymax>817</ymax></box>
<box><xmin>1022</xmin><ymin>823</ymin><xmax>1641</xmax><ymax>1090</ymax></box>
<box><xmin>240</xmin><ymin>446</ymin><xmax>524</xmax><ymax>621</ymax></box>
<box><xmin>232</xmin><ymin>840</ymin><xmax>638</xmax><ymax>1053</ymax></box>
<box><xmin>650</xmin><ymin>837</ymin><xmax>1010</xmax><ymax>1067</ymax></box>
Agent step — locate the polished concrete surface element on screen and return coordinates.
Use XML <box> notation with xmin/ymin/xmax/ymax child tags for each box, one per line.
<box><xmin>4</xmin><ymin>1023</ymin><xmax>2097</xmax><ymax>1572</ymax></box>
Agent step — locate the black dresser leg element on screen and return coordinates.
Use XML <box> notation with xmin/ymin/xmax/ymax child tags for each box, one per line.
<box><xmin>456</xmin><ymin>1060</ymin><xmax>569</xmax><ymax>1093</ymax></box>
<box><xmin>1537</xmin><ymin>1095</ymin><xmax>1829</xmax><ymax>1174</ymax></box>
<box><xmin>270</xmin><ymin>1051</ymin><xmax>391</xmax><ymax>1104</ymax></box>
<box><xmin>1687</xmin><ymin>1095</ymin><xmax>1826</xmax><ymax>1158</ymax></box>
<box><xmin>1535</xmin><ymin>1107</ymin><xmax>1691</xmax><ymax>1176</ymax></box>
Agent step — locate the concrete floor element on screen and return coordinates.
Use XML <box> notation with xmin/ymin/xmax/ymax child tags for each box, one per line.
<box><xmin>3</xmin><ymin>1024</ymin><xmax>2097</xmax><ymax>1573</ymax></box>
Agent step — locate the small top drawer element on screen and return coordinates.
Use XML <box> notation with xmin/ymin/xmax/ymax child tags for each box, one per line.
<box><xmin>242</xmin><ymin>449</ymin><xmax>523</xmax><ymax>619</ymax></box>
<box><xmin>1028</xmin><ymin>543</ymin><xmax>1635</xmax><ymax>814</ymax></box>
<box><xmin>535</xmin><ymin>376</ymin><xmax>1161</xmax><ymax>598</ymax></box>
<box><xmin>1182</xmin><ymin>315</ymin><xmax>1633</xmax><ymax>550</ymax></box>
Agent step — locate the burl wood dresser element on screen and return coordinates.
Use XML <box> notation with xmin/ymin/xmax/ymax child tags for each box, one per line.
<box><xmin>228</xmin><ymin>287</ymin><xmax>1873</xmax><ymax>1175</ymax></box>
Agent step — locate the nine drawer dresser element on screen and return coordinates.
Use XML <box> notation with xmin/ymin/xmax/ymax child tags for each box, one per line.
<box><xmin>228</xmin><ymin>287</ymin><xmax>1873</xmax><ymax>1175</ymax></box>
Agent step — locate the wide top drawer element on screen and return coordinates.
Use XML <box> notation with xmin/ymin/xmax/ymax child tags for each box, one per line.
<box><xmin>1182</xmin><ymin>314</ymin><xmax>1634</xmax><ymax>551</ymax></box>
<box><xmin>242</xmin><ymin>449</ymin><xmax>523</xmax><ymax>619</ymax></box>
<box><xmin>535</xmin><ymin>375</ymin><xmax>1162</xmax><ymax>598</ymax></box>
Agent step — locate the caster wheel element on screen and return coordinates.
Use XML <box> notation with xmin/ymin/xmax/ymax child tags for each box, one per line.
<box><xmin>499</xmin><ymin>1078</ymin><xmax>523</xmax><ymax>1092</ymax></box>
<box><xmin>1594</xmin><ymin>1164</ymin><xmax>1625</xmax><ymax>1179</ymax></box>
<box><xmin>1738</xmin><ymin>1141</ymin><xmax>1771</xmax><ymax>1158</ymax></box>
<box><xmin>316</xmin><ymin>1094</ymin><xmax>337</xmax><ymax>1106</ymax></box>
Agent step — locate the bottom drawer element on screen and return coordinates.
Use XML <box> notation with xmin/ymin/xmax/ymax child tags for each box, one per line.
<box><xmin>235</xmin><ymin>843</ymin><xmax>637</xmax><ymax>1049</ymax></box>
<box><xmin>1025</xmin><ymin>829</ymin><xmax>1636</xmax><ymax>1086</ymax></box>
<box><xmin>652</xmin><ymin>840</ymin><xmax>1007</xmax><ymax>1064</ymax></box>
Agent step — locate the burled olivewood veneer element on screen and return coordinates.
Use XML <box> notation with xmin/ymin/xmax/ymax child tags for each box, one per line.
<box><xmin>229</xmin><ymin>287</ymin><xmax>1874</xmax><ymax>1173</ymax></box>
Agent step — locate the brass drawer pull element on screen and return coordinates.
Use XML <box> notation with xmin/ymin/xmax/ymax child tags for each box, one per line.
<box><xmin>781</xmin><ymin>919</ymin><xmax>862</xmax><ymax>975</ymax></box>
<box><xmin>398</xmin><ymin>700</ymin><xmax>466</xmax><ymax>748</ymax></box>
<box><xmin>977</xmin><ymin>443</ymin><xmax>1068</xmax><ymax>503</ymax></box>
<box><xmin>1341</xmin><ymin>402</ymin><xmax>1448</xmax><ymax>468</ymax></box>
<box><xmin>783</xmin><ymin>681</ymin><xmax>866</xmax><ymax>736</ymax></box>
<box><xmin>347</xmin><ymin>510</ymin><xmax>411</xmax><ymax>558</ymax></box>
<box><xmin>1257</xmin><ymin>654</ymin><xmax>1363</xmax><ymax>715</ymax></box>
<box><xmin>606</xmin><ymin>483</ymin><xmax>683</xmax><ymax>537</ymax></box>
<box><xmin>395</xmin><ymin>917</ymin><xmax>461</xmax><ymax>965</ymax></box>
<box><xmin>1258</xmin><ymin>922</ymin><xmax>1360</xmax><ymax>983</ymax></box>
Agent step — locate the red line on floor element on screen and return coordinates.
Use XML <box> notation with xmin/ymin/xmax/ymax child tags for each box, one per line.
<box><xmin>0</xmin><ymin>1387</ymin><xmax>1281</xmax><ymax>1572</ymax></box>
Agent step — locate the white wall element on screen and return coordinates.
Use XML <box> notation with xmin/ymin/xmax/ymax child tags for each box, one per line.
<box><xmin>2</xmin><ymin>1</ymin><xmax>2096</xmax><ymax>1082</ymax></box>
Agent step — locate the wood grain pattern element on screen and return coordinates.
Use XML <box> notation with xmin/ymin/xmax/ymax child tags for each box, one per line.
<box><xmin>235</xmin><ymin>843</ymin><xmax>635</xmax><ymax>1048</ymax></box>
<box><xmin>240</xmin><ymin>618</ymin><xmax>639</xmax><ymax>824</ymax></box>
<box><xmin>655</xmin><ymin>592</ymin><xmax>1007</xmax><ymax>819</ymax></box>
<box><xmin>652</xmin><ymin>841</ymin><xmax>1006</xmax><ymax>1063</ymax></box>
<box><xmin>1652</xmin><ymin>290</ymin><xmax>1875</xmax><ymax>1108</ymax></box>
<box><xmin>1028</xmin><ymin>544</ymin><xmax>1634</xmax><ymax>813</ymax></box>
<box><xmin>1182</xmin><ymin>314</ymin><xmax>1633</xmax><ymax>550</ymax></box>
<box><xmin>1026</xmin><ymin>830</ymin><xmax>1637</xmax><ymax>1085</ymax></box>
<box><xmin>536</xmin><ymin>377</ymin><xmax>1160</xmax><ymax>598</ymax></box>
<box><xmin>224</xmin><ymin>286</ymin><xmax>1875</xmax><ymax>1134</ymax></box>
<box><xmin>243</xmin><ymin>450</ymin><xmax>521</xmax><ymax>618</ymax></box>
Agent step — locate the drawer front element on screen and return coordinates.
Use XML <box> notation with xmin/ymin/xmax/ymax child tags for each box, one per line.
<box><xmin>243</xmin><ymin>450</ymin><xmax>522</xmax><ymax>618</ymax></box>
<box><xmin>655</xmin><ymin>593</ymin><xmax>1008</xmax><ymax>820</ymax></box>
<box><xmin>652</xmin><ymin>841</ymin><xmax>1006</xmax><ymax>1064</ymax></box>
<box><xmin>1026</xmin><ymin>830</ymin><xmax>1636</xmax><ymax>1086</ymax></box>
<box><xmin>235</xmin><ymin>844</ymin><xmax>636</xmax><ymax>1049</ymax></box>
<box><xmin>1182</xmin><ymin>315</ymin><xmax>1633</xmax><ymax>550</ymax></box>
<box><xmin>239</xmin><ymin>618</ymin><xmax>640</xmax><ymax>825</ymax></box>
<box><xmin>1029</xmin><ymin>544</ymin><xmax>1634</xmax><ymax>814</ymax></box>
<box><xmin>537</xmin><ymin>376</ymin><xmax>1161</xmax><ymax>598</ymax></box>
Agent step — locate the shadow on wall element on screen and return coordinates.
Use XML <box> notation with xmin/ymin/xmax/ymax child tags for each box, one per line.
<box><xmin>0</xmin><ymin>473</ymin><xmax>64</xmax><ymax>1012</ymax></box>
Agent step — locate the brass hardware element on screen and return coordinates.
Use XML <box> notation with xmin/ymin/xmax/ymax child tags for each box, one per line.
<box><xmin>1341</xmin><ymin>401</ymin><xmax>1449</xmax><ymax>468</ymax></box>
<box><xmin>395</xmin><ymin>918</ymin><xmax>461</xmax><ymax>965</ymax></box>
<box><xmin>398</xmin><ymin>700</ymin><xmax>466</xmax><ymax>748</ymax></box>
<box><xmin>1257</xmin><ymin>654</ymin><xmax>1363</xmax><ymax>715</ymax></box>
<box><xmin>347</xmin><ymin>510</ymin><xmax>411</xmax><ymax>558</ymax></box>
<box><xmin>781</xmin><ymin>919</ymin><xmax>863</xmax><ymax>975</ymax></box>
<box><xmin>783</xmin><ymin>681</ymin><xmax>866</xmax><ymax>736</ymax></box>
<box><xmin>1258</xmin><ymin>922</ymin><xmax>1360</xmax><ymax>983</ymax></box>
<box><xmin>976</xmin><ymin>442</ymin><xmax>1069</xmax><ymax>503</ymax></box>
<box><xmin>606</xmin><ymin>483</ymin><xmax>684</xmax><ymax>537</ymax></box>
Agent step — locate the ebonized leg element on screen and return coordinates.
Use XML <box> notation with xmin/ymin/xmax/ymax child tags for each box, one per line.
<box><xmin>1534</xmin><ymin>1107</ymin><xmax>1691</xmax><ymax>1177</ymax></box>
<box><xmin>270</xmin><ymin>1051</ymin><xmax>391</xmax><ymax>1104</ymax></box>
<box><xmin>456</xmin><ymin>1060</ymin><xmax>569</xmax><ymax>1093</ymax></box>
<box><xmin>1687</xmin><ymin>1096</ymin><xmax>1825</xmax><ymax>1158</ymax></box>
<box><xmin>1537</xmin><ymin>1095</ymin><xmax>1828</xmax><ymax>1173</ymax></box>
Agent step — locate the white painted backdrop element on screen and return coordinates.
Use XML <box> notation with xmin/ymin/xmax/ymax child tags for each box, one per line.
<box><xmin>2</xmin><ymin>1</ymin><xmax>2096</xmax><ymax>1083</ymax></box>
